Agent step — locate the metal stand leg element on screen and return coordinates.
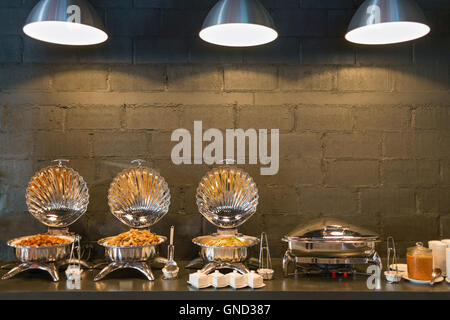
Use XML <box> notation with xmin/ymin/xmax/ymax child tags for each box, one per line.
<box><xmin>94</xmin><ymin>262</ymin><xmax>122</xmax><ymax>281</ymax></box>
<box><xmin>153</xmin><ymin>256</ymin><xmax>168</xmax><ymax>266</ymax></box>
<box><xmin>129</xmin><ymin>262</ymin><xmax>155</xmax><ymax>281</ymax></box>
<box><xmin>0</xmin><ymin>263</ymin><xmax>17</xmax><ymax>270</ymax></box>
<box><xmin>283</xmin><ymin>251</ymin><xmax>294</xmax><ymax>277</ymax></box>
<box><xmin>40</xmin><ymin>263</ymin><xmax>59</xmax><ymax>282</ymax></box>
<box><xmin>94</xmin><ymin>261</ymin><xmax>156</xmax><ymax>281</ymax></box>
<box><xmin>186</xmin><ymin>257</ymin><xmax>204</xmax><ymax>269</ymax></box>
<box><xmin>2</xmin><ymin>263</ymin><xmax>31</xmax><ymax>280</ymax></box>
<box><xmin>227</xmin><ymin>263</ymin><xmax>249</xmax><ymax>274</ymax></box>
<box><xmin>199</xmin><ymin>262</ymin><xmax>250</xmax><ymax>275</ymax></box>
<box><xmin>2</xmin><ymin>262</ymin><xmax>60</xmax><ymax>282</ymax></box>
<box><xmin>93</xmin><ymin>262</ymin><xmax>108</xmax><ymax>270</ymax></box>
<box><xmin>199</xmin><ymin>262</ymin><xmax>220</xmax><ymax>275</ymax></box>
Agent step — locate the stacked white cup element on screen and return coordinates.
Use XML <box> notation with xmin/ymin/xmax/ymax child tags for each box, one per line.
<box><xmin>429</xmin><ymin>240</ymin><xmax>448</xmax><ymax>276</ymax></box>
<box><xmin>443</xmin><ymin>240</ymin><xmax>450</xmax><ymax>279</ymax></box>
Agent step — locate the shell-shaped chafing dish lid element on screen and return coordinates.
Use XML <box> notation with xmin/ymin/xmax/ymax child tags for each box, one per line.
<box><xmin>196</xmin><ymin>165</ymin><xmax>259</xmax><ymax>229</ymax></box>
<box><xmin>284</xmin><ymin>219</ymin><xmax>379</xmax><ymax>242</ymax></box>
<box><xmin>26</xmin><ymin>159</ymin><xmax>89</xmax><ymax>228</ymax></box>
<box><xmin>108</xmin><ymin>160</ymin><xmax>171</xmax><ymax>229</ymax></box>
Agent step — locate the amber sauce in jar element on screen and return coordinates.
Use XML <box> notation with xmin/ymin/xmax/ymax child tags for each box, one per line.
<box><xmin>407</xmin><ymin>254</ymin><xmax>433</xmax><ymax>280</ymax></box>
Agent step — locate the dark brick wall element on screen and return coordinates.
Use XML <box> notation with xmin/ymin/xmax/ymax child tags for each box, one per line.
<box><xmin>0</xmin><ymin>0</ymin><xmax>449</xmax><ymax>260</ymax></box>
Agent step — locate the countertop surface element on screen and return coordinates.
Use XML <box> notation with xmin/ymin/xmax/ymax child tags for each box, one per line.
<box><xmin>1</xmin><ymin>260</ymin><xmax>449</xmax><ymax>300</ymax></box>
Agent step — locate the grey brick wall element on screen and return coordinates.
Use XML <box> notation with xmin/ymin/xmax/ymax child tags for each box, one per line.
<box><xmin>0</xmin><ymin>0</ymin><xmax>449</xmax><ymax>260</ymax></box>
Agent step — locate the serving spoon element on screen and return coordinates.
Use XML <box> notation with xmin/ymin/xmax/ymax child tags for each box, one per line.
<box><xmin>430</xmin><ymin>268</ymin><xmax>442</xmax><ymax>286</ymax></box>
<box><xmin>162</xmin><ymin>226</ymin><xmax>179</xmax><ymax>279</ymax></box>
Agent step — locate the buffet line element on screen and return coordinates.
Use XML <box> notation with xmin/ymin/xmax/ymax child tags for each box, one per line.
<box><xmin>1</xmin><ymin>159</ymin><xmax>449</xmax><ymax>289</ymax></box>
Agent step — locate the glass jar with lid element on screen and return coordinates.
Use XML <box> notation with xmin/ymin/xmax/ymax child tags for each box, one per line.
<box><xmin>406</xmin><ymin>242</ymin><xmax>433</xmax><ymax>281</ymax></box>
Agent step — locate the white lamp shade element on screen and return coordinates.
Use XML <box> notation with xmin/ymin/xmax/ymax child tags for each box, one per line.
<box><xmin>346</xmin><ymin>0</ymin><xmax>430</xmax><ymax>45</ymax></box>
<box><xmin>23</xmin><ymin>0</ymin><xmax>108</xmax><ymax>46</ymax></box>
<box><xmin>200</xmin><ymin>0</ymin><xmax>278</xmax><ymax>47</ymax></box>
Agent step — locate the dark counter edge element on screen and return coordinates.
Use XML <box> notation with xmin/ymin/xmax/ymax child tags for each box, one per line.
<box><xmin>1</xmin><ymin>290</ymin><xmax>450</xmax><ymax>300</ymax></box>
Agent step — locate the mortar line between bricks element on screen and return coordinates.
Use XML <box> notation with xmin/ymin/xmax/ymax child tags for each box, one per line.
<box><xmin>106</xmin><ymin>66</ymin><xmax>111</xmax><ymax>92</ymax></box>
<box><xmin>132</xmin><ymin>37</ymin><xmax>136</xmax><ymax>65</ymax></box>
<box><xmin>1</xmin><ymin>106</ymin><xmax>6</xmax><ymax>130</ymax></box>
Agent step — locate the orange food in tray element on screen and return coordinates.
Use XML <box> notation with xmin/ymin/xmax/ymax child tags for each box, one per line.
<box><xmin>105</xmin><ymin>229</ymin><xmax>161</xmax><ymax>246</ymax></box>
<box><xmin>16</xmin><ymin>234</ymin><xmax>72</xmax><ymax>247</ymax></box>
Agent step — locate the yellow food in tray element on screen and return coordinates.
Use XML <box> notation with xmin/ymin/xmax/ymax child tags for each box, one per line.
<box><xmin>203</xmin><ymin>236</ymin><xmax>249</xmax><ymax>247</ymax></box>
<box><xmin>105</xmin><ymin>229</ymin><xmax>161</xmax><ymax>246</ymax></box>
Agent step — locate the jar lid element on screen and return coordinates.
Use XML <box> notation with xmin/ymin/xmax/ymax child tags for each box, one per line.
<box><xmin>407</xmin><ymin>242</ymin><xmax>432</xmax><ymax>255</ymax></box>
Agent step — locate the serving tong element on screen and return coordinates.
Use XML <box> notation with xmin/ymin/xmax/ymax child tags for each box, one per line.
<box><xmin>66</xmin><ymin>235</ymin><xmax>83</xmax><ymax>288</ymax></box>
<box><xmin>257</xmin><ymin>232</ymin><xmax>274</xmax><ymax>280</ymax></box>
<box><xmin>384</xmin><ymin>236</ymin><xmax>402</xmax><ymax>283</ymax></box>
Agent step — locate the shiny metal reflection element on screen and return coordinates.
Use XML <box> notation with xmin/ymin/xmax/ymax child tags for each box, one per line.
<box><xmin>26</xmin><ymin>160</ymin><xmax>89</xmax><ymax>228</ymax></box>
<box><xmin>107</xmin><ymin>161</ymin><xmax>171</xmax><ymax>229</ymax></box>
<box><xmin>200</xmin><ymin>0</ymin><xmax>277</xmax><ymax>47</ymax></box>
<box><xmin>346</xmin><ymin>0</ymin><xmax>430</xmax><ymax>45</ymax></box>
<box><xmin>23</xmin><ymin>0</ymin><xmax>107</xmax><ymax>45</ymax></box>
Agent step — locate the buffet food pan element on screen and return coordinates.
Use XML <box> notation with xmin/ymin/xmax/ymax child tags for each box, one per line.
<box><xmin>98</xmin><ymin>236</ymin><xmax>166</xmax><ymax>263</ymax></box>
<box><xmin>284</xmin><ymin>240</ymin><xmax>377</xmax><ymax>258</ymax></box>
<box><xmin>193</xmin><ymin>235</ymin><xmax>259</xmax><ymax>263</ymax></box>
<box><xmin>8</xmin><ymin>235</ymin><xmax>75</xmax><ymax>263</ymax></box>
<box><xmin>283</xmin><ymin>219</ymin><xmax>379</xmax><ymax>258</ymax></box>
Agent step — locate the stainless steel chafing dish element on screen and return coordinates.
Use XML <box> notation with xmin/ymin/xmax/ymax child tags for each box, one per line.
<box><xmin>282</xmin><ymin>219</ymin><xmax>381</xmax><ymax>277</ymax></box>
<box><xmin>2</xmin><ymin>160</ymin><xmax>89</xmax><ymax>282</ymax></box>
<box><xmin>94</xmin><ymin>160</ymin><xmax>170</xmax><ymax>281</ymax></box>
<box><xmin>7</xmin><ymin>235</ymin><xmax>75</xmax><ymax>263</ymax></box>
<box><xmin>4</xmin><ymin>234</ymin><xmax>75</xmax><ymax>281</ymax></box>
<box><xmin>188</xmin><ymin>164</ymin><xmax>260</xmax><ymax>274</ymax></box>
<box><xmin>95</xmin><ymin>236</ymin><xmax>167</xmax><ymax>281</ymax></box>
<box><xmin>192</xmin><ymin>233</ymin><xmax>259</xmax><ymax>274</ymax></box>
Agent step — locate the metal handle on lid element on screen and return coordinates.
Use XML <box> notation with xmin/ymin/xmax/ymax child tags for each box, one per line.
<box><xmin>217</xmin><ymin>159</ymin><xmax>236</xmax><ymax>165</ymax></box>
<box><xmin>323</xmin><ymin>225</ymin><xmax>348</xmax><ymax>237</ymax></box>
<box><xmin>53</xmin><ymin>159</ymin><xmax>70</xmax><ymax>167</ymax></box>
<box><xmin>131</xmin><ymin>159</ymin><xmax>146</xmax><ymax>167</ymax></box>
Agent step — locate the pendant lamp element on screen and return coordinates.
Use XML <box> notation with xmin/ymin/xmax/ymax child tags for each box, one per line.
<box><xmin>199</xmin><ymin>0</ymin><xmax>278</xmax><ymax>47</ymax></box>
<box><xmin>23</xmin><ymin>0</ymin><xmax>108</xmax><ymax>46</ymax></box>
<box><xmin>345</xmin><ymin>0</ymin><xmax>430</xmax><ymax>45</ymax></box>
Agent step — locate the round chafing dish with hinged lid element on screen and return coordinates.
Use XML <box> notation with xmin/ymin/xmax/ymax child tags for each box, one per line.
<box><xmin>94</xmin><ymin>160</ymin><xmax>170</xmax><ymax>281</ymax></box>
<box><xmin>192</xmin><ymin>233</ymin><xmax>259</xmax><ymax>274</ymax></box>
<box><xmin>282</xmin><ymin>219</ymin><xmax>381</xmax><ymax>277</ymax></box>
<box><xmin>2</xmin><ymin>160</ymin><xmax>89</xmax><ymax>282</ymax></box>
<box><xmin>188</xmin><ymin>164</ymin><xmax>260</xmax><ymax>275</ymax></box>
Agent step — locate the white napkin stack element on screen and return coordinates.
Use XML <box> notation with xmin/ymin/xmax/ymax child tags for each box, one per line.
<box><xmin>211</xmin><ymin>271</ymin><xmax>228</xmax><ymax>288</ymax></box>
<box><xmin>189</xmin><ymin>271</ymin><xmax>210</xmax><ymax>289</ymax></box>
<box><xmin>188</xmin><ymin>270</ymin><xmax>265</xmax><ymax>289</ymax></box>
<box><xmin>229</xmin><ymin>270</ymin><xmax>247</xmax><ymax>289</ymax></box>
<box><xmin>247</xmin><ymin>271</ymin><xmax>264</xmax><ymax>288</ymax></box>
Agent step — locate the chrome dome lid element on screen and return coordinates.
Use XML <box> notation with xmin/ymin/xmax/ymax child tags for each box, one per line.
<box><xmin>284</xmin><ymin>218</ymin><xmax>379</xmax><ymax>242</ymax></box>
<box><xmin>26</xmin><ymin>159</ymin><xmax>89</xmax><ymax>228</ymax></box>
<box><xmin>108</xmin><ymin>160</ymin><xmax>170</xmax><ymax>229</ymax></box>
<box><xmin>196</xmin><ymin>165</ymin><xmax>259</xmax><ymax>229</ymax></box>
